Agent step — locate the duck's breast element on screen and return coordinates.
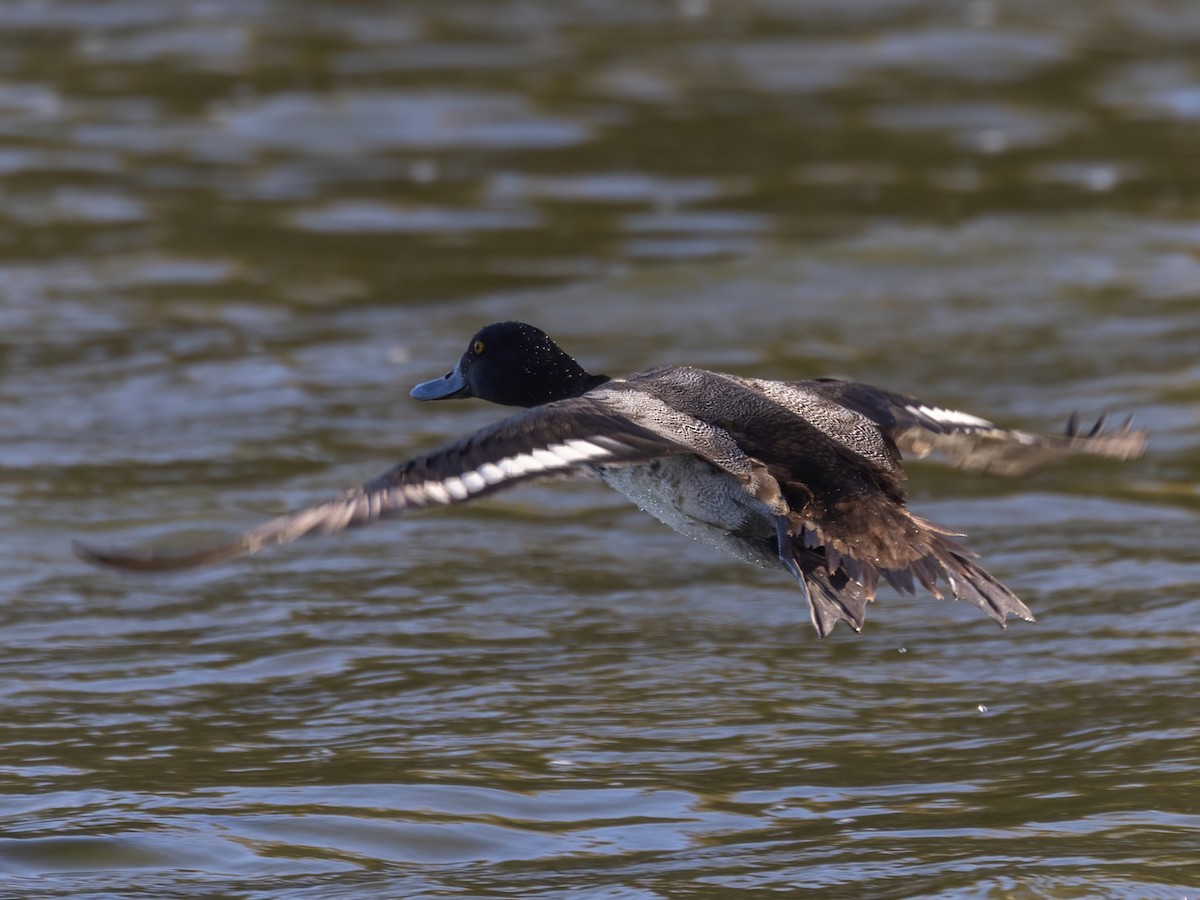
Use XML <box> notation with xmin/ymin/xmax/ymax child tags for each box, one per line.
<box><xmin>594</xmin><ymin>456</ymin><xmax>778</xmax><ymax>569</ymax></box>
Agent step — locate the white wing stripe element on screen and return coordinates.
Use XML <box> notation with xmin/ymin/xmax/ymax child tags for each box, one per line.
<box><xmin>391</xmin><ymin>437</ymin><xmax>621</xmax><ymax>507</ymax></box>
<box><xmin>442</xmin><ymin>476</ymin><xmax>470</xmax><ymax>500</ymax></box>
<box><xmin>422</xmin><ymin>482</ymin><xmax>452</xmax><ymax>504</ymax></box>
<box><xmin>558</xmin><ymin>438</ymin><xmax>610</xmax><ymax>461</ymax></box>
<box><xmin>909</xmin><ymin>405</ymin><xmax>995</xmax><ymax>428</ymax></box>
<box><xmin>478</xmin><ymin>462</ymin><xmax>506</xmax><ymax>484</ymax></box>
<box><xmin>460</xmin><ymin>471</ymin><xmax>488</xmax><ymax>492</ymax></box>
<box><xmin>500</xmin><ymin>455</ymin><xmax>541</xmax><ymax>478</ymax></box>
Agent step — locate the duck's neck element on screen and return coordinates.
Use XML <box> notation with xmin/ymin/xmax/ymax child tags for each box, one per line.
<box><xmin>520</xmin><ymin>371</ymin><xmax>610</xmax><ymax>408</ymax></box>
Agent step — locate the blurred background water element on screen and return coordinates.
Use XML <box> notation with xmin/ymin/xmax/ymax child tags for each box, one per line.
<box><xmin>0</xmin><ymin>1</ymin><xmax>1197</xmax><ymax>897</ymax></box>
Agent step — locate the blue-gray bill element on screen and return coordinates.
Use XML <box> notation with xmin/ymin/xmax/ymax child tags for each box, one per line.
<box><xmin>410</xmin><ymin>361</ymin><xmax>470</xmax><ymax>401</ymax></box>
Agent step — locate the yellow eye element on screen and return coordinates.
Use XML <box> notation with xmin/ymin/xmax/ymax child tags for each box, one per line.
<box><xmin>473</xmin><ymin>340</ymin><xmax>485</xmax><ymax>355</ymax></box>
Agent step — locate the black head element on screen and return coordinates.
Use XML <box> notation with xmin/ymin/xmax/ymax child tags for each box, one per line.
<box><xmin>410</xmin><ymin>322</ymin><xmax>609</xmax><ymax>408</ymax></box>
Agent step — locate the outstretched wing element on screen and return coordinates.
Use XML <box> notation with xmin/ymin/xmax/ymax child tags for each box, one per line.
<box><xmin>74</xmin><ymin>398</ymin><xmax>690</xmax><ymax>572</ymax></box>
<box><xmin>808</xmin><ymin>379</ymin><xmax>1146</xmax><ymax>476</ymax></box>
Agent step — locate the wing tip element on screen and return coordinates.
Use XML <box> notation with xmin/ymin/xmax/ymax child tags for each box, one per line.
<box><xmin>72</xmin><ymin>538</ymin><xmax>134</xmax><ymax>569</ymax></box>
<box><xmin>71</xmin><ymin>537</ymin><xmax>243</xmax><ymax>572</ymax></box>
<box><xmin>1064</xmin><ymin>412</ymin><xmax>1148</xmax><ymax>460</ymax></box>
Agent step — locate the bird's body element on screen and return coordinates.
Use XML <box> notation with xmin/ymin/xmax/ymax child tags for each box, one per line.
<box><xmin>76</xmin><ymin>322</ymin><xmax>1146</xmax><ymax>636</ymax></box>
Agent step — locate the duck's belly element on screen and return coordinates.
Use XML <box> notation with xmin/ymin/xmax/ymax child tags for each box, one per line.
<box><xmin>594</xmin><ymin>457</ymin><xmax>778</xmax><ymax>568</ymax></box>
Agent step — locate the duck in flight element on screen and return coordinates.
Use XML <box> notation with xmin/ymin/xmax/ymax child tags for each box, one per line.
<box><xmin>75</xmin><ymin>321</ymin><xmax>1146</xmax><ymax>637</ymax></box>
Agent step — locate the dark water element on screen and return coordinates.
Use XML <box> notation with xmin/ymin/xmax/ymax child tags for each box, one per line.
<box><xmin>1</xmin><ymin>1</ymin><xmax>1198</xmax><ymax>897</ymax></box>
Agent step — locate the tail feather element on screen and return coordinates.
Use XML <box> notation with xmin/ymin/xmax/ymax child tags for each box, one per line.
<box><xmin>883</xmin><ymin>566</ymin><xmax>915</xmax><ymax>595</ymax></box>
<box><xmin>783</xmin><ymin>518</ymin><xmax>1034</xmax><ymax>637</ymax></box>
<box><xmin>939</xmin><ymin>548</ymin><xmax>1035</xmax><ymax>627</ymax></box>
<box><xmin>804</xmin><ymin>564</ymin><xmax>872</xmax><ymax>638</ymax></box>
